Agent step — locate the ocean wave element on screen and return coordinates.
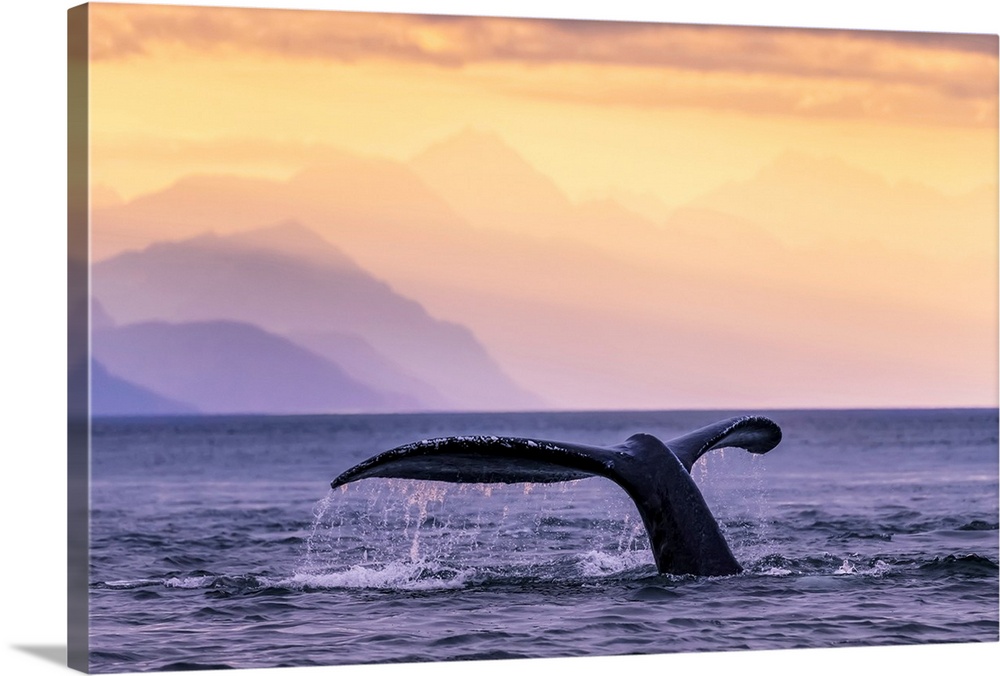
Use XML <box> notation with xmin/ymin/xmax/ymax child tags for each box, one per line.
<box><xmin>746</xmin><ymin>553</ymin><xmax>804</xmax><ymax>575</ymax></box>
<box><xmin>831</xmin><ymin>531</ymin><xmax>893</xmax><ymax>542</ymax></box>
<box><xmin>163</xmin><ymin>575</ymin><xmax>220</xmax><ymax>589</ymax></box>
<box><xmin>157</xmin><ymin>661</ymin><xmax>236</xmax><ymax>671</ymax></box>
<box><xmin>93</xmin><ymin>579</ymin><xmax>164</xmax><ymax>590</ymax></box>
<box><xmin>957</xmin><ymin>520</ymin><xmax>999</xmax><ymax>531</ymax></box>
<box><xmin>756</xmin><ymin>566</ymin><xmax>794</xmax><ymax>576</ymax></box>
<box><xmin>918</xmin><ymin>554</ymin><xmax>999</xmax><ymax>576</ymax></box>
<box><xmin>89</xmin><ymin>544</ymin><xmax>997</xmax><ymax>598</ymax></box>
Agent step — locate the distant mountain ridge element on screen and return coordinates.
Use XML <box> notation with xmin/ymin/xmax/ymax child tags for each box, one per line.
<box><xmin>93</xmin><ymin>223</ymin><xmax>541</xmax><ymax>413</ymax></box>
<box><xmin>287</xmin><ymin>329</ymin><xmax>451</xmax><ymax>410</ymax></box>
<box><xmin>91</xmin><ymin>359</ymin><xmax>200</xmax><ymax>417</ymax></box>
<box><xmin>91</xmin><ymin>150</ymin><xmax>467</xmax><ymax>262</ymax></box>
<box><xmin>692</xmin><ymin>150</ymin><xmax>995</xmax><ymax>260</ymax></box>
<box><xmin>410</xmin><ymin>128</ymin><xmax>576</xmax><ymax>238</ymax></box>
<box><xmin>93</xmin><ymin>320</ymin><xmax>392</xmax><ymax>414</ymax></box>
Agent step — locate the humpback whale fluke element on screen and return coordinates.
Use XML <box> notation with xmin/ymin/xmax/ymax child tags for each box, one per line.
<box><xmin>330</xmin><ymin>415</ymin><xmax>782</xmax><ymax>577</ymax></box>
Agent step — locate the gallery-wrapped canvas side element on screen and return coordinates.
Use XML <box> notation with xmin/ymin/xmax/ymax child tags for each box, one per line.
<box><xmin>68</xmin><ymin>4</ymin><xmax>90</xmax><ymax>672</ymax></box>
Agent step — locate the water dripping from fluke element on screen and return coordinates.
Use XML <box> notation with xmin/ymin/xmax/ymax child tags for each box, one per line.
<box><xmin>324</xmin><ymin>416</ymin><xmax>784</xmax><ymax>578</ymax></box>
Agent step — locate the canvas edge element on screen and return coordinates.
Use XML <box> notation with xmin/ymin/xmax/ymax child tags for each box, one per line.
<box><xmin>67</xmin><ymin>3</ymin><xmax>91</xmax><ymax>673</ymax></box>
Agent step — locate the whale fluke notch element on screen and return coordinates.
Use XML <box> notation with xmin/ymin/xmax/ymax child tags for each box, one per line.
<box><xmin>330</xmin><ymin>415</ymin><xmax>783</xmax><ymax>576</ymax></box>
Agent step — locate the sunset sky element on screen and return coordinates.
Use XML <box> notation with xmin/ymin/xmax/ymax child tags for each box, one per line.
<box><xmin>88</xmin><ymin>3</ymin><xmax>997</xmax><ymax>205</ymax></box>
<box><xmin>83</xmin><ymin>2</ymin><xmax>999</xmax><ymax>410</ymax></box>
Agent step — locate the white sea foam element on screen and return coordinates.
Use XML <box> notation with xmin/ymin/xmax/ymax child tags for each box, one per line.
<box><xmin>834</xmin><ymin>559</ymin><xmax>857</xmax><ymax>575</ymax></box>
<box><xmin>577</xmin><ymin>549</ymin><xmax>649</xmax><ymax>577</ymax></box>
<box><xmin>866</xmin><ymin>560</ymin><xmax>893</xmax><ymax>577</ymax></box>
<box><xmin>833</xmin><ymin>558</ymin><xmax>892</xmax><ymax>577</ymax></box>
<box><xmin>285</xmin><ymin>561</ymin><xmax>470</xmax><ymax>591</ymax></box>
<box><xmin>758</xmin><ymin>566</ymin><xmax>794</xmax><ymax>576</ymax></box>
<box><xmin>102</xmin><ymin>579</ymin><xmax>162</xmax><ymax>589</ymax></box>
<box><xmin>163</xmin><ymin>575</ymin><xmax>216</xmax><ymax>589</ymax></box>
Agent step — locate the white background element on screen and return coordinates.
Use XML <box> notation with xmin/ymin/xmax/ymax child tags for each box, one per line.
<box><xmin>2</xmin><ymin>2</ymin><xmax>998</xmax><ymax>675</ymax></box>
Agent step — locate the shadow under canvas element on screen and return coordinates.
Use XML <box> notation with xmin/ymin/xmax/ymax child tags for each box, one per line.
<box><xmin>13</xmin><ymin>644</ymin><xmax>68</xmax><ymax>667</ymax></box>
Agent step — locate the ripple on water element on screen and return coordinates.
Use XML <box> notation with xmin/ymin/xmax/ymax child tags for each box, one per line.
<box><xmin>918</xmin><ymin>554</ymin><xmax>999</xmax><ymax>577</ymax></box>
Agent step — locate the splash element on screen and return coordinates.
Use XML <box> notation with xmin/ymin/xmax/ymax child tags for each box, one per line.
<box><xmin>832</xmin><ymin>557</ymin><xmax>895</xmax><ymax>577</ymax></box>
<box><xmin>297</xmin><ymin>477</ymin><xmax>653</xmax><ymax>588</ymax></box>
<box><xmin>835</xmin><ymin>559</ymin><xmax>857</xmax><ymax>575</ymax></box>
<box><xmin>701</xmin><ymin>447</ymin><xmax>777</xmax><ymax>567</ymax></box>
<box><xmin>577</xmin><ymin>549</ymin><xmax>650</xmax><ymax>577</ymax></box>
<box><xmin>301</xmin><ymin>490</ymin><xmax>338</xmax><ymax>571</ymax></box>
<box><xmin>867</xmin><ymin>559</ymin><xmax>893</xmax><ymax>577</ymax></box>
<box><xmin>402</xmin><ymin>481</ymin><xmax>449</xmax><ymax>562</ymax></box>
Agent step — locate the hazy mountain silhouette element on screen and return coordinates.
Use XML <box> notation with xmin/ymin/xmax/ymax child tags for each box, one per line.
<box><xmin>409</xmin><ymin>129</ymin><xmax>680</xmax><ymax>253</ymax></box>
<box><xmin>90</xmin><ymin>135</ymin><xmax>680</xmax><ymax>304</ymax></box>
<box><xmin>92</xmin><ymin>320</ymin><xmax>394</xmax><ymax>414</ymax></box>
<box><xmin>92</xmin><ymin>299</ymin><xmax>117</xmax><ymax>331</ymax></box>
<box><xmin>410</xmin><ymin>128</ymin><xmax>576</xmax><ymax>238</ymax></box>
<box><xmin>402</xmin><ymin>135</ymin><xmax>995</xmax><ymax>408</ymax></box>
<box><xmin>222</xmin><ymin>218</ymin><xmax>362</xmax><ymax>269</ymax></box>
<box><xmin>407</xmin><ymin>129</ymin><xmax>786</xmax><ymax>268</ymax></box>
<box><xmin>91</xmin><ymin>183</ymin><xmax>124</xmax><ymax>209</ymax></box>
<box><xmin>584</xmin><ymin>186</ymin><xmax>674</xmax><ymax>225</ymax></box>
<box><xmin>91</xmin><ymin>359</ymin><xmax>200</xmax><ymax>416</ymax></box>
<box><xmin>693</xmin><ymin>151</ymin><xmax>995</xmax><ymax>260</ymax></box>
<box><xmin>408</xmin><ymin>129</ymin><xmax>749</xmax><ymax>272</ymax></box>
<box><xmin>87</xmin><ymin>133</ymin><xmax>996</xmax><ymax>409</ymax></box>
<box><xmin>287</xmin><ymin>329</ymin><xmax>450</xmax><ymax>409</ymax></box>
<box><xmin>92</xmin><ymin>149</ymin><xmax>466</xmax><ymax>262</ymax></box>
<box><xmin>93</xmin><ymin>223</ymin><xmax>540</xmax><ymax>411</ymax></box>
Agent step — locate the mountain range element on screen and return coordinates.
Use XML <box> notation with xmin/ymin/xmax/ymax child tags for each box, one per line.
<box><xmin>90</xmin><ymin>359</ymin><xmax>201</xmax><ymax>416</ymax></box>
<box><xmin>89</xmin><ymin>129</ymin><xmax>997</xmax><ymax>410</ymax></box>
<box><xmin>93</xmin><ymin>320</ymin><xmax>391</xmax><ymax>415</ymax></box>
<box><xmin>92</xmin><ymin>222</ymin><xmax>540</xmax><ymax>414</ymax></box>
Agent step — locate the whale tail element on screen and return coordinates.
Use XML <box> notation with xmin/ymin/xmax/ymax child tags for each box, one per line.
<box><xmin>330</xmin><ymin>415</ymin><xmax>782</xmax><ymax>576</ymax></box>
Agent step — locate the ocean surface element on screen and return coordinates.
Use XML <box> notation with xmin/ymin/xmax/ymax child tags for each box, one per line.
<box><xmin>87</xmin><ymin>409</ymin><xmax>999</xmax><ymax>672</ymax></box>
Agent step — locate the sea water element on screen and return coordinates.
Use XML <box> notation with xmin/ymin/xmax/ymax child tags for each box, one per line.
<box><xmin>86</xmin><ymin>409</ymin><xmax>999</xmax><ymax>672</ymax></box>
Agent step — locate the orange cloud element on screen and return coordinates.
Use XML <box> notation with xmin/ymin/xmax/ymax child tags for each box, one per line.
<box><xmin>88</xmin><ymin>4</ymin><xmax>996</xmax><ymax>127</ymax></box>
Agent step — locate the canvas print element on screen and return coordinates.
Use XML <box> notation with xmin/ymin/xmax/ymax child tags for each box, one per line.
<box><xmin>68</xmin><ymin>2</ymin><xmax>999</xmax><ymax>673</ymax></box>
